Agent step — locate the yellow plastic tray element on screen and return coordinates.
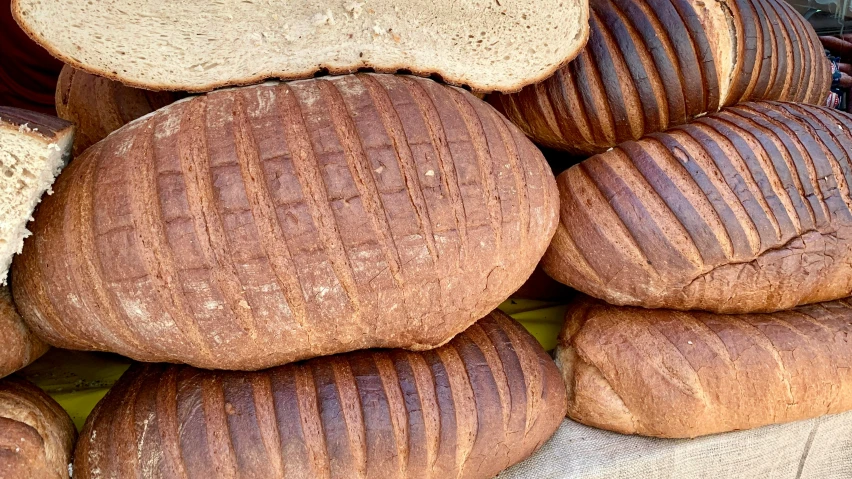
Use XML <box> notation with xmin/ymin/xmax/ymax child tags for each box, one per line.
<box><xmin>17</xmin><ymin>299</ymin><xmax>565</xmax><ymax>431</ymax></box>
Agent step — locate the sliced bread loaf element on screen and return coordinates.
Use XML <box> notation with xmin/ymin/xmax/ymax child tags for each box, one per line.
<box><xmin>55</xmin><ymin>66</ymin><xmax>185</xmax><ymax>155</ymax></box>
<box><xmin>558</xmin><ymin>295</ymin><xmax>852</xmax><ymax>438</ymax></box>
<box><xmin>13</xmin><ymin>0</ymin><xmax>589</xmax><ymax>93</ymax></box>
<box><xmin>13</xmin><ymin>74</ymin><xmax>559</xmax><ymax>370</ymax></box>
<box><xmin>489</xmin><ymin>0</ymin><xmax>831</xmax><ymax>155</ymax></box>
<box><xmin>543</xmin><ymin>102</ymin><xmax>852</xmax><ymax>313</ymax></box>
<box><xmin>74</xmin><ymin>311</ymin><xmax>566</xmax><ymax>479</ymax></box>
<box><xmin>0</xmin><ymin>377</ymin><xmax>76</xmax><ymax>479</ymax></box>
<box><xmin>0</xmin><ymin>107</ymin><xmax>73</xmax><ymax>285</ymax></box>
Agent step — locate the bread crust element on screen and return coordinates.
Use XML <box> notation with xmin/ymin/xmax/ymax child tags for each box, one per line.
<box><xmin>74</xmin><ymin>312</ymin><xmax>567</xmax><ymax>479</ymax></box>
<box><xmin>0</xmin><ymin>377</ymin><xmax>76</xmax><ymax>478</ymax></box>
<box><xmin>55</xmin><ymin>66</ymin><xmax>185</xmax><ymax>155</ymax></box>
<box><xmin>0</xmin><ymin>286</ymin><xmax>48</xmax><ymax>380</ymax></box>
<box><xmin>491</xmin><ymin>0</ymin><xmax>831</xmax><ymax>155</ymax></box>
<box><xmin>543</xmin><ymin>102</ymin><xmax>852</xmax><ymax>313</ymax></box>
<box><xmin>13</xmin><ymin>74</ymin><xmax>559</xmax><ymax>370</ymax></box>
<box><xmin>558</xmin><ymin>295</ymin><xmax>852</xmax><ymax>438</ymax></box>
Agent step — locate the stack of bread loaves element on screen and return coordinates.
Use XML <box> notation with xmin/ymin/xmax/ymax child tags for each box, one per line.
<box><xmin>2</xmin><ymin>0</ymin><xmax>594</xmax><ymax>477</ymax></box>
<box><xmin>494</xmin><ymin>0</ymin><xmax>852</xmax><ymax>442</ymax></box>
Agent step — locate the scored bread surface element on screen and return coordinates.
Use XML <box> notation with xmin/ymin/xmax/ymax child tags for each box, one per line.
<box><xmin>557</xmin><ymin>296</ymin><xmax>852</xmax><ymax>438</ymax></box>
<box><xmin>489</xmin><ymin>0</ymin><xmax>831</xmax><ymax>155</ymax></box>
<box><xmin>55</xmin><ymin>66</ymin><xmax>185</xmax><ymax>155</ymax></box>
<box><xmin>13</xmin><ymin>0</ymin><xmax>589</xmax><ymax>93</ymax></box>
<box><xmin>74</xmin><ymin>311</ymin><xmax>567</xmax><ymax>479</ymax></box>
<box><xmin>13</xmin><ymin>74</ymin><xmax>560</xmax><ymax>370</ymax></box>
<box><xmin>542</xmin><ymin>102</ymin><xmax>852</xmax><ymax>313</ymax></box>
<box><xmin>0</xmin><ymin>377</ymin><xmax>76</xmax><ymax>479</ymax></box>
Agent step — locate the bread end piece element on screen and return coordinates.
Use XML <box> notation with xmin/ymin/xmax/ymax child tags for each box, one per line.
<box><xmin>0</xmin><ymin>107</ymin><xmax>73</xmax><ymax>285</ymax></box>
<box><xmin>0</xmin><ymin>286</ymin><xmax>48</xmax><ymax>379</ymax></box>
<box><xmin>14</xmin><ymin>0</ymin><xmax>590</xmax><ymax>93</ymax></box>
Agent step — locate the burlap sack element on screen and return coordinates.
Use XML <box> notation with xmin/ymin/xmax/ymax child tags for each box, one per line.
<box><xmin>498</xmin><ymin>412</ymin><xmax>852</xmax><ymax>479</ymax></box>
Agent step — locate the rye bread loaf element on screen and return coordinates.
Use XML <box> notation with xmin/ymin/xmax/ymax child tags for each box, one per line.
<box><xmin>0</xmin><ymin>287</ymin><xmax>47</xmax><ymax>380</ymax></box>
<box><xmin>542</xmin><ymin>101</ymin><xmax>852</xmax><ymax>313</ymax></box>
<box><xmin>489</xmin><ymin>0</ymin><xmax>831</xmax><ymax>155</ymax></box>
<box><xmin>0</xmin><ymin>377</ymin><xmax>76</xmax><ymax>479</ymax></box>
<box><xmin>74</xmin><ymin>311</ymin><xmax>567</xmax><ymax>479</ymax></box>
<box><xmin>557</xmin><ymin>295</ymin><xmax>852</xmax><ymax>438</ymax></box>
<box><xmin>0</xmin><ymin>107</ymin><xmax>74</xmax><ymax>285</ymax></box>
<box><xmin>12</xmin><ymin>0</ymin><xmax>589</xmax><ymax>93</ymax></box>
<box><xmin>55</xmin><ymin>66</ymin><xmax>185</xmax><ymax>156</ymax></box>
<box><xmin>12</xmin><ymin>74</ymin><xmax>559</xmax><ymax>371</ymax></box>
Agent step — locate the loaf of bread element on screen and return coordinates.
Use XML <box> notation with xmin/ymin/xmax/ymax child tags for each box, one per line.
<box><xmin>489</xmin><ymin>0</ymin><xmax>831</xmax><ymax>155</ymax></box>
<box><xmin>0</xmin><ymin>287</ymin><xmax>47</xmax><ymax>379</ymax></box>
<box><xmin>55</xmin><ymin>65</ymin><xmax>185</xmax><ymax>155</ymax></box>
<box><xmin>13</xmin><ymin>0</ymin><xmax>589</xmax><ymax>93</ymax></box>
<box><xmin>0</xmin><ymin>377</ymin><xmax>76</xmax><ymax>479</ymax></box>
<box><xmin>74</xmin><ymin>311</ymin><xmax>566</xmax><ymax>479</ymax></box>
<box><xmin>557</xmin><ymin>295</ymin><xmax>852</xmax><ymax>438</ymax></box>
<box><xmin>0</xmin><ymin>107</ymin><xmax>74</xmax><ymax>284</ymax></box>
<box><xmin>543</xmin><ymin>101</ymin><xmax>852</xmax><ymax>313</ymax></box>
<box><xmin>13</xmin><ymin>74</ymin><xmax>559</xmax><ymax>370</ymax></box>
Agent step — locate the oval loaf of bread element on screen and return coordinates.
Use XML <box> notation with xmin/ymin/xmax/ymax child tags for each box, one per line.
<box><xmin>0</xmin><ymin>377</ymin><xmax>76</xmax><ymax>479</ymax></box>
<box><xmin>489</xmin><ymin>0</ymin><xmax>831</xmax><ymax>155</ymax></box>
<box><xmin>557</xmin><ymin>295</ymin><xmax>852</xmax><ymax>438</ymax></box>
<box><xmin>0</xmin><ymin>287</ymin><xmax>47</xmax><ymax>380</ymax></box>
<box><xmin>55</xmin><ymin>66</ymin><xmax>185</xmax><ymax>156</ymax></box>
<box><xmin>13</xmin><ymin>74</ymin><xmax>559</xmax><ymax>370</ymax></box>
<box><xmin>74</xmin><ymin>311</ymin><xmax>567</xmax><ymax>479</ymax></box>
<box><xmin>543</xmin><ymin>102</ymin><xmax>852</xmax><ymax>313</ymax></box>
<box><xmin>13</xmin><ymin>0</ymin><xmax>589</xmax><ymax>93</ymax></box>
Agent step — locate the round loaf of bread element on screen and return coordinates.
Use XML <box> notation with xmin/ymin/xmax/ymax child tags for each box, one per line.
<box><xmin>0</xmin><ymin>286</ymin><xmax>48</xmax><ymax>379</ymax></box>
<box><xmin>13</xmin><ymin>74</ymin><xmax>559</xmax><ymax>370</ymax></box>
<box><xmin>55</xmin><ymin>66</ymin><xmax>185</xmax><ymax>156</ymax></box>
<box><xmin>74</xmin><ymin>311</ymin><xmax>566</xmax><ymax>479</ymax></box>
<box><xmin>0</xmin><ymin>377</ymin><xmax>76</xmax><ymax>479</ymax></box>
<box><xmin>489</xmin><ymin>0</ymin><xmax>831</xmax><ymax>155</ymax></box>
<box><xmin>543</xmin><ymin>102</ymin><xmax>852</xmax><ymax>313</ymax></box>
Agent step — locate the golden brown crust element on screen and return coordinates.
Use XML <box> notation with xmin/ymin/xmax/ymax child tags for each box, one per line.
<box><xmin>13</xmin><ymin>74</ymin><xmax>560</xmax><ymax>370</ymax></box>
<box><xmin>0</xmin><ymin>287</ymin><xmax>47</xmax><ymax>379</ymax></box>
<box><xmin>490</xmin><ymin>0</ymin><xmax>832</xmax><ymax>155</ymax></box>
<box><xmin>55</xmin><ymin>66</ymin><xmax>185</xmax><ymax>155</ymax></box>
<box><xmin>0</xmin><ymin>377</ymin><xmax>76</xmax><ymax>478</ymax></box>
<box><xmin>558</xmin><ymin>295</ymin><xmax>852</xmax><ymax>438</ymax></box>
<box><xmin>74</xmin><ymin>312</ymin><xmax>567</xmax><ymax>479</ymax></box>
<box><xmin>542</xmin><ymin>102</ymin><xmax>852</xmax><ymax>313</ymax></box>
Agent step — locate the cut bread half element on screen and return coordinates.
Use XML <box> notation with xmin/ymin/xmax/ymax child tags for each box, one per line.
<box><xmin>13</xmin><ymin>0</ymin><xmax>590</xmax><ymax>93</ymax></box>
<box><xmin>0</xmin><ymin>107</ymin><xmax>74</xmax><ymax>284</ymax></box>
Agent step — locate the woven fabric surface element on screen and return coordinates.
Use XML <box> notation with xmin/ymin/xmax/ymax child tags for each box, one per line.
<box><xmin>497</xmin><ymin>412</ymin><xmax>852</xmax><ymax>479</ymax></box>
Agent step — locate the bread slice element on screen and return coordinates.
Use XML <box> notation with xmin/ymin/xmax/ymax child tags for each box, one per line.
<box><xmin>55</xmin><ymin>65</ymin><xmax>185</xmax><ymax>155</ymax></box>
<box><xmin>0</xmin><ymin>107</ymin><xmax>73</xmax><ymax>284</ymax></box>
<box><xmin>13</xmin><ymin>0</ymin><xmax>590</xmax><ymax>93</ymax></box>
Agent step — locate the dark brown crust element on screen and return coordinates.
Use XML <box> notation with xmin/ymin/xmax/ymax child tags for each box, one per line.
<box><xmin>492</xmin><ymin>0</ymin><xmax>830</xmax><ymax>155</ymax></box>
<box><xmin>0</xmin><ymin>287</ymin><xmax>48</xmax><ymax>380</ymax></box>
<box><xmin>542</xmin><ymin>101</ymin><xmax>852</xmax><ymax>313</ymax></box>
<box><xmin>12</xmin><ymin>74</ymin><xmax>559</xmax><ymax>371</ymax></box>
<box><xmin>558</xmin><ymin>295</ymin><xmax>852</xmax><ymax>438</ymax></box>
<box><xmin>0</xmin><ymin>106</ymin><xmax>72</xmax><ymax>139</ymax></box>
<box><xmin>74</xmin><ymin>312</ymin><xmax>567</xmax><ymax>479</ymax></box>
<box><xmin>0</xmin><ymin>377</ymin><xmax>76</xmax><ymax>479</ymax></box>
<box><xmin>11</xmin><ymin>0</ymin><xmax>590</xmax><ymax>95</ymax></box>
<box><xmin>55</xmin><ymin>66</ymin><xmax>186</xmax><ymax>155</ymax></box>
